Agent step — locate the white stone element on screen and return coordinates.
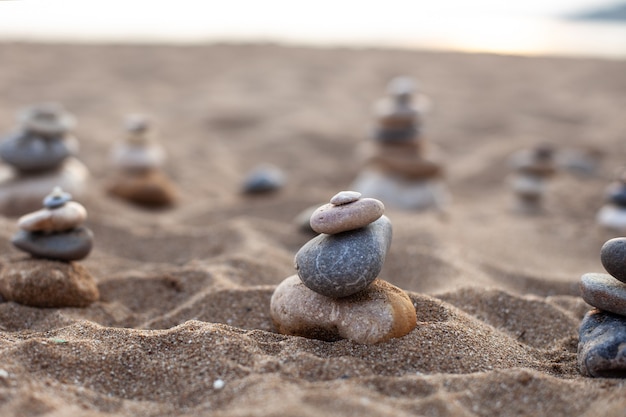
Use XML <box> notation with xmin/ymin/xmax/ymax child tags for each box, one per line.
<box><xmin>111</xmin><ymin>141</ymin><xmax>165</xmax><ymax>171</ymax></box>
<box><xmin>597</xmin><ymin>205</ymin><xmax>626</xmax><ymax>231</ymax></box>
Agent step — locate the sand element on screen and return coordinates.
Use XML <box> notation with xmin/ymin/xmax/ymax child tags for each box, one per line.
<box><xmin>0</xmin><ymin>42</ymin><xmax>625</xmax><ymax>416</ymax></box>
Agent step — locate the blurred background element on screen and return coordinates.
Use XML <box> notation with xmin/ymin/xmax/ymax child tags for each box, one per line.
<box><xmin>0</xmin><ymin>0</ymin><xmax>625</xmax><ymax>58</ymax></box>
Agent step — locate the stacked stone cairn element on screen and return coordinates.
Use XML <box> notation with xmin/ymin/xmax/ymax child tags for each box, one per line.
<box><xmin>0</xmin><ymin>187</ymin><xmax>99</xmax><ymax>307</ymax></box>
<box><xmin>350</xmin><ymin>76</ymin><xmax>449</xmax><ymax>210</ymax></box>
<box><xmin>271</xmin><ymin>191</ymin><xmax>417</xmax><ymax>344</ymax></box>
<box><xmin>578</xmin><ymin>237</ymin><xmax>626</xmax><ymax>377</ymax></box>
<box><xmin>597</xmin><ymin>171</ymin><xmax>626</xmax><ymax>231</ymax></box>
<box><xmin>106</xmin><ymin>115</ymin><xmax>177</xmax><ymax>207</ymax></box>
<box><xmin>509</xmin><ymin>144</ymin><xmax>556</xmax><ymax>213</ymax></box>
<box><xmin>0</xmin><ymin>103</ymin><xmax>89</xmax><ymax>216</ymax></box>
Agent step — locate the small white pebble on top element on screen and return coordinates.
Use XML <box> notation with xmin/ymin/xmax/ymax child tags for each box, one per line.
<box><xmin>330</xmin><ymin>191</ymin><xmax>361</xmax><ymax>206</ymax></box>
<box><xmin>213</xmin><ymin>379</ymin><xmax>225</xmax><ymax>390</ymax></box>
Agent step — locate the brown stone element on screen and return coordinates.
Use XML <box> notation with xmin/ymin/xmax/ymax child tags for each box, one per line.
<box><xmin>270</xmin><ymin>275</ymin><xmax>416</xmax><ymax>344</ymax></box>
<box><xmin>0</xmin><ymin>258</ymin><xmax>99</xmax><ymax>308</ymax></box>
<box><xmin>18</xmin><ymin>201</ymin><xmax>87</xmax><ymax>233</ymax></box>
<box><xmin>106</xmin><ymin>169</ymin><xmax>177</xmax><ymax>207</ymax></box>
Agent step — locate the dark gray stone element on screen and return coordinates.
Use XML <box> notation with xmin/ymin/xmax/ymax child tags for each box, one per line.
<box><xmin>606</xmin><ymin>183</ymin><xmax>626</xmax><ymax>207</ymax></box>
<box><xmin>12</xmin><ymin>226</ymin><xmax>94</xmax><ymax>261</ymax></box>
<box><xmin>578</xmin><ymin>309</ymin><xmax>626</xmax><ymax>377</ymax></box>
<box><xmin>580</xmin><ymin>273</ymin><xmax>626</xmax><ymax>315</ymax></box>
<box><xmin>601</xmin><ymin>237</ymin><xmax>626</xmax><ymax>283</ymax></box>
<box><xmin>294</xmin><ymin>215</ymin><xmax>392</xmax><ymax>298</ymax></box>
<box><xmin>370</xmin><ymin>126</ymin><xmax>419</xmax><ymax>143</ymax></box>
<box><xmin>0</xmin><ymin>131</ymin><xmax>73</xmax><ymax>173</ymax></box>
<box><xmin>43</xmin><ymin>189</ymin><xmax>72</xmax><ymax>209</ymax></box>
<box><xmin>242</xmin><ymin>165</ymin><xmax>285</xmax><ymax>194</ymax></box>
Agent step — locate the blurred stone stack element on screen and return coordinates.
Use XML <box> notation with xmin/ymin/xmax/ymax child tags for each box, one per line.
<box><xmin>0</xmin><ymin>103</ymin><xmax>89</xmax><ymax>216</ymax></box>
<box><xmin>597</xmin><ymin>171</ymin><xmax>626</xmax><ymax>231</ymax></box>
<box><xmin>509</xmin><ymin>144</ymin><xmax>556</xmax><ymax>214</ymax></box>
<box><xmin>351</xmin><ymin>76</ymin><xmax>449</xmax><ymax>210</ymax></box>
<box><xmin>106</xmin><ymin>115</ymin><xmax>177</xmax><ymax>207</ymax></box>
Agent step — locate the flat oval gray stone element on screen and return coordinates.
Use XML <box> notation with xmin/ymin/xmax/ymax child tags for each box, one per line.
<box><xmin>12</xmin><ymin>226</ymin><xmax>94</xmax><ymax>261</ymax></box>
<box><xmin>0</xmin><ymin>132</ymin><xmax>74</xmax><ymax>173</ymax></box>
<box><xmin>580</xmin><ymin>273</ymin><xmax>626</xmax><ymax>315</ymax></box>
<box><xmin>601</xmin><ymin>238</ymin><xmax>626</xmax><ymax>283</ymax></box>
<box><xmin>241</xmin><ymin>165</ymin><xmax>285</xmax><ymax>194</ymax></box>
<box><xmin>578</xmin><ymin>309</ymin><xmax>626</xmax><ymax>377</ymax></box>
<box><xmin>295</xmin><ymin>215</ymin><xmax>392</xmax><ymax>298</ymax></box>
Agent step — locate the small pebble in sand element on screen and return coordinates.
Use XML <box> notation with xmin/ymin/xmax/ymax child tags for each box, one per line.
<box><xmin>271</xmin><ymin>276</ymin><xmax>416</xmax><ymax>345</ymax></box>
<box><xmin>310</xmin><ymin>194</ymin><xmax>384</xmax><ymax>235</ymax></box>
<box><xmin>296</xmin><ymin>215</ymin><xmax>392</xmax><ymax>298</ymax></box>
<box><xmin>600</xmin><ymin>238</ymin><xmax>626</xmax><ymax>283</ymax></box>
<box><xmin>213</xmin><ymin>379</ymin><xmax>225</xmax><ymax>390</ymax></box>
<box><xmin>12</xmin><ymin>187</ymin><xmax>93</xmax><ymax>261</ymax></box>
<box><xmin>241</xmin><ymin>164</ymin><xmax>285</xmax><ymax>194</ymax></box>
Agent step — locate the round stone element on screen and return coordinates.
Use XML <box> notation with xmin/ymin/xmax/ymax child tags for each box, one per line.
<box><xmin>18</xmin><ymin>201</ymin><xmax>87</xmax><ymax>233</ymax></box>
<box><xmin>606</xmin><ymin>183</ymin><xmax>626</xmax><ymax>207</ymax></box>
<box><xmin>43</xmin><ymin>187</ymin><xmax>72</xmax><ymax>208</ymax></box>
<box><xmin>310</xmin><ymin>197</ymin><xmax>384</xmax><ymax>235</ymax></box>
<box><xmin>18</xmin><ymin>103</ymin><xmax>76</xmax><ymax>137</ymax></box>
<box><xmin>0</xmin><ymin>258</ymin><xmax>98</xmax><ymax>308</ymax></box>
<box><xmin>580</xmin><ymin>273</ymin><xmax>626</xmax><ymax>315</ymax></box>
<box><xmin>371</xmin><ymin>126</ymin><xmax>419</xmax><ymax>143</ymax></box>
<box><xmin>0</xmin><ymin>131</ymin><xmax>76</xmax><ymax>173</ymax></box>
<box><xmin>106</xmin><ymin>169</ymin><xmax>177</xmax><ymax>207</ymax></box>
<box><xmin>111</xmin><ymin>141</ymin><xmax>166</xmax><ymax>171</ymax></box>
<box><xmin>241</xmin><ymin>165</ymin><xmax>285</xmax><ymax>194</ymax></box>
<box><xmin>270</xmin><ymin>275</ymin><xmax>416</xmax><ymax>344</ymax></box>
<box><xmin>578</xmin><ymin>309</ymin><xmax>626</xmax><ymax>377</ymax></box>
<box><xmin>12</xmin><ymin>226</ymin><xmax>94</xmax><ymax>261</ymax></box>
<box><xmin>330</xmin><ymin>191</ymin><xmax>361</xmax><ymax>206</ymax></box>
<box><xmin>295</xmin><ymin>215</ymin><xmax>392</xmax><ymax>298</ymax></box>
<box><xmin>601</xmin><ymin>238</ymin><xmax>626</xmax><ymax>283</ymax></box>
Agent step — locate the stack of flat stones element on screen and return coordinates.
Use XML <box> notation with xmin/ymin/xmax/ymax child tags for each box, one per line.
<box><xmin>509</xmin><ymin>144</ymin><xmax>556</xmax><ymax>214</ymax></box>
<box><xmin>106</xmin><ymin>115</ymin><xmax>177</xmax><ymax>207</ymax></box>
<box><xmin>597</xmin><ymin>172</ymin><xmax>626</xmax><ymax>231</ymax></box>
<box><xmin>0</xmin><ymin>187</ymin><xmax>99</xmax><ymax>307</ymax></box>
<box><xmin>351</xmin><ymin>76</ymin><xmax>449</xmax><ymax>210</ymax></box>
<box><xmin>0</xmin><ymin>103</ymin><xmax>89</xmax><ymax>216</ymax></box>
<box><xmin>271</xmin><ymin>191</ymin><xmax>417</xmax><ymax>344</ymax></box>
<box><xmin>578</xmin><ymin>237</ymin><xmax>626</xmax><ymax>377</ymax></box>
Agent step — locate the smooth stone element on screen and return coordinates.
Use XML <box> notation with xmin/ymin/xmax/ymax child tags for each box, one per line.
<box><xmin>351</xmin><ymin>169</ymin><xmax>450</xmax><ymax>211</ymax></box>
<box><xmin>0</xmin><ymin>131</ymin><xmax>78</xmax><ymax>173</ymax></box>
<box><xmin>601</xmin><ymin>238</ymin><xmax>626</xmax><ymax>283</ymax></box>
<box><xmin>18</xmin><ymin>201</ymin><xmax>87</xmax><ymax>233</ymax></box>
<box><xmin>111</xmin><ymin>141</ymin><xmax>166</xmax><ymax>171</ymax></box>
<box><xmin>18</xmin><ymin>103</ymin><xmax>75</xmax><ymax>137</ymax></box>
<box><xmin>387</xmin><ymin>76</ymin><xmax>416</xmax><ymax>97</ymax></box>
<box><xmin>597</xmin><ymin>205</ymin><xmax>626</xmax><ymax>232</ymax></box>
<box><xmin>356</xmin><ymin>141</ymin><xmax>443</xmax><ymax>180</ymax></box>
<box><xmin>0</xmin><ymin>157</ymin><xmax>89</xmax><ymax>217</ymax></box>
<box><xmin>295</xmin><ymin>215</ymin><xmax>392</xmax><ymax>298</ymax></box>
<box><xmin>606</xmin><ymin>183</ymin><xmax>626</xmax><ymax>208</ymax></box>
<box><xmin>375</xmin><ymin>98</ymin><xmax>420</xmax><ymax>129</ymax></box>
<box><xmin>310</xmin><ymin>198</ymin><xmax>384</xmax><ymax>235</ymax></box>
<box><xmin>330</xmin><ymin>191</ymin><xmax>361</xmax><ymax>206</ymax></box>
<box><xmin>12</xmin><ymin>226</ymin><xmax>94</xmax><ymax>261</ymax></box>
<box><xmin>43</xmin><ymin>188</ymin><xmax>72</xmax><ymax>209</ymax></box>
<box><xmin>106</xmin><ymin>169</ymin><xmax>177</xmax><ymax>207</ymax></box>
<box><xmin>270</xmin><ymin>275</ymin><xmax>417</xmax><ymax>344</ymax></box>
<box><xmin>371</xmin><ymin>126</ymin><xmax>419</xmax><ymax>143</ymax></box>
<box><xmin>578</xmin><ymin>309</ymin><xmax>626</xmax><ymax>377</ymax></box>
<box><xmin>0</xmin><ymin>258</ymin><xmax>98</xmax><ymax>308</ymax></box>
<box><xmin>580</xmin><ymin>273</ymin><xmax>626</xmax><ymax>315</ymax></box>
<box><xmin>509</xmin><ymin>149</ymin><xmax>556</xmax><ymax>178</ymax></box>
<box><xmin>511</xmin><ymin>174</ymin><xmax>545</xmax><ymax>200</ymax></box>
<box><xmin>241</xmin><ymin>165</ymin><xmax>285</xmax><ymax>194</ymax></box>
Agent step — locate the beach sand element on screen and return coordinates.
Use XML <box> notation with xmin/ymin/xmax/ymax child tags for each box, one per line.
<box><xmin>0</xmin><ymin>42</ymin><xmax>625</xmax><ymax>416</ymax></box>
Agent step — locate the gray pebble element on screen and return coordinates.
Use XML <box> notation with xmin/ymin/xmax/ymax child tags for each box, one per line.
<box><xmin>371</xmin><ymin>126</ymin><xmax>419</xmax><ymax>143</ymax></box>
<box><xmin>43</xmin><ymin>187</ymin><xmax>72</xmax><ymax>209</ymax></box>
<box><xmin>578</xmin><ymin>309</ymin><xmax>626</xmax><ymax>377</ymax></box>
<box><xmin>294</xmin><ymin>215</ymin><xmax>392</xmax><ymax>298</ymax></box>
<box><xmin>0</xmin><ymin>132</ymin><xmax>73</xmax><ymax>172</ymax></box>
<box><xmin>242</xmin><ymin>165</ymin><xmax>285</xmax><ymax>194</ymax></box>
<box><xmin>580</xmin><ymin>273</ymin><xmax>626</xmax><ymax>316</ymax></box>
<box><xmin>330</xmin><ymin>191</ymin><xmax>361</xmax><ymax>206</ymax></box>
<box><xmin>12</xmin><ymin>226</ymin><xmax>94</xmax><ymax>261</ymax></box>
<box><xmin>601</xmin><ymin>238</ymin><xmax>626</xmax><ymax>283</ymax></box>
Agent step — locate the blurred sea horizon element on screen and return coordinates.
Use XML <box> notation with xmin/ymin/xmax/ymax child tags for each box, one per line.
<box><xmin>0</xmin><ymin>0</ymin><xmax>624</xmax><ymax>59</ymax></box>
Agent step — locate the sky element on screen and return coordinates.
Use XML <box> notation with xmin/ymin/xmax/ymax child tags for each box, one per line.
<box><xmin>0</xmin><ymin>0</ymin><xmax>623</xmax><ymax>57</ymax></box>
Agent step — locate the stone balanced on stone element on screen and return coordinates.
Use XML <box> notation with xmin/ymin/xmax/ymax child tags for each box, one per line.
<box><xmin>350</xmin><ymin>76</ymin><xmax>449</xmax><ymax>210</ymax></box>
<box><xmin>271</xmin><ymin>191</ymin><xmax>417</xmax><ymax>344</ymax></box>
<box><xmin>0</xmin><ymin>103</ymin><xmax>89</xmax><ymax>216</ymax></box>
<box><xmin>0</xmin><ymin>187</ymin><xmax>99</xmax><ymax>307</ymax></box>
<box><xmin>597</xmin><ymin>171</ymin><xmax>626</xmax><ymax>231</ymax></box>
<box><xmin>508</xmin><ymin>144</ymin><xmax>556</xmax><ymax>214</ymax></box>
<box><xmin>106</xmin><ymin>115</ymin><xmax>177</xmax><ymax>207</ymax></box>
<box><xmin>578</xmin><ymin>237</ymin><xmax>626</xmax><ymax>377</ymax></box>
